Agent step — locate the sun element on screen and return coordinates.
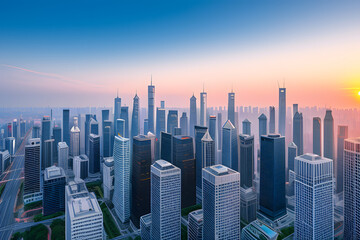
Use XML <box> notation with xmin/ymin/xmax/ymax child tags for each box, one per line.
<box><xmin>358</xmin><ymin>91</ymin><xmax>360</xmax><ymax>96</ymax></box>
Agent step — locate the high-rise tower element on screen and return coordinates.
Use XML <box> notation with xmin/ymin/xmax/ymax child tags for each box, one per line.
<box><xmin>190</xmin><ymin>94</ymin><xmax>197</xmax><ymax>137</ymax></box>
<box><xmin>131</xmin><ymin>93</ymin><xmax>140</xmax><ymax>140</ymax></box>
<box><xmin>324</xmin><ymin>109</ymin><xmax>334</xmax><ymax>161</ymax></box>
<box><xmin>278</xmin><ymin>87</ymin><xmax>286</xmax><ymax>137</ymax></box>
<box><xmin>148</xmin><ymin>77</ymin><xmax>155</xmax><ymax>134</ymax></box>
<box><xmin>200</xmin><ymin>88</ymin><xmax>207</xmax><ymax>127</ymax></box>
<box><xmin>228</xmin><ymin>91</ymin><xmax>235</xmax><ymax>126</ymax></box>
<box><xmin>313</xmin><ymin>117</ymin><xmax>322</xmax><ymax>156</ymax></box>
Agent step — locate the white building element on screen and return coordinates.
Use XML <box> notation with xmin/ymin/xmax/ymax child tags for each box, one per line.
<box><xmin>73</xmin><ymin>155</ymin><xmax>89</xmax><ymax>180</ymax></box>
<box><xmin>65</xmin><ymin>179</ymin><xmax>103</xmax><ymax>240</ymax></box>
<box><xmin>0</xmin><ymin>150</ymin><xmax>10</xmax><ymax>174</ymax></box>
<box><xmin>151</xmin><ymin>160</ymin><xmax>181</xmax><ymax>240</ymax></box>
<box><xmin>294</xmin><ymin>153</ymin><xmax>334</xmax><ymax>239</ymax></box>
<box><xmin>58</xmin><ymin>142</ymin><xmax>69</xmax><ymax>171</ymax></box>
<box><xmin>202</xmin><ymin>165</ymin><xmax>240</xmax><ymax>240</ymax></box>
<box><xmin>70</xmin><ymin>118</ymin><xmax>80</xmax><ymax>157</ymax></box>
<box><xmin>102</xmin><ymin>157</ymin><xmax>114</xmax><ymax>200</ymax></box>
<box><xmin>112</xmin><ymin>135</ymin><xmax>131</xmax><ymax>223</ymax></box>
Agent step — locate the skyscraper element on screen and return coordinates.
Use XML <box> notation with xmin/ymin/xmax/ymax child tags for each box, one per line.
<box><xmin>160</xmin><ymin>132</ymin><xmax>172</xmax><ymax>162</ymax></box>
<box><xmin>144</xmin><ymin>119</ymin><xmax>149</xmax><ymax>135</ymax></box>
<box><xmin>151</xmin><ymin>160</ymin><xmax>181</xmax><ymax>240</ymax></box>
<box><xmin>278</xmin><ymin>87</ymin><xmax>286</xmax><ymax>137</ymax></box>
<box><xmin>131</xmin><ymin>93</ymin><xmax>140</xmax><ymax>140</ymax></box>
<box><xmin>343</xmin><ymin>138</ymin><xmax>360</xmax><ymax>239</ymax></box>
<box><xmin>20</xmin><ymin>119</ymin><xmax>26</xmax><ymax>138</ymax></box>
<box><xmin>148</xmin><ymin>79</ymin><xmax>155</xmax><ymax>134</ymax></box>
<box><xmin>160</xmin><ymin>100</ymin><xmax>165</xmax><ymax>108</ymax></box>
<box><xmin>24</xmin><ymin>138</ymin><xmax>42</xmax><ymax>204</ymax></box>
<box><xmin>63</xmin><ymin>109</ymin><xmax>70</xmax><ymax>147</ymax></box>
<box><xmin>114</xmin><ymin>94</ymin><xmax>122</xmax><ymax>135</ymax></box>
<box><xmin>269</xmin><ymin>106</ymin><xmax>275</xmax><ymax>134</ymax></box>
<box><xmin>190</xmin><ymin>94</ymin><xmax>197</xmax><ymax>137</ymax></box>
<box><xmin>89</xmin><ymin>118</ymin><xmax>99</xmax><ymax>135</ymax></box>
<box><xmin>195</xmin><ymin>126</ymin><xmax>208</xmax><ymax>203</ymax></box>
<box><xmin>155</xmin><ymin>107</ymin><xmax>166</xmax><ymax>138</ymax></box>
<box><xmin>287</xmin><ymin>142</ymin><xmax>297</xmax><ymax>178</ymax></box>
<box><xmin>131</xmin><ymin>133</ymin><xmax>155</xmax><ymax>228</ymax></box>
<box><xmin>12</xmin><ymin>119</ymin><xmax>18</xmax><ymax>141</ymax></box>
<box><xmin>202</xmin><ymin>130</ymin><xmax>215</xmax><ymax>168</ymax></box>
<box><xmin>188</xmin><ymin>209</ymin><xmax>203</xmax><ymax>240</ymax></box>
<box><xmin>239</xmin><ymin>134</ymin><xmax>254</xmax><ymax>189</ymax></box>
<box><xmin>52</xmin><ymin>126</ymin><xmax>61</xmax><ymax>164</ymax></box>
<box><xmin>103</xmin><ymin>120</ymin><xmax>112</xmax><ymax>157</ymax></box>
<box><xmin>113</xmin><ymin>135</ymin><xmax>131</xmax><ymax>223</ymax></box>
<box><xmin>258</xmin><ymin>113</ymin><xmax>267</xmax><ymax>139</ymax></box>
<box><xmin>103</xmin><ymin>157</ymin><xmax>114</xmax><ymax>200</ymax></box>
<box><xmin>73</xmin><ymin>155</ymin><xmax>89</xmax><ymax>180</ymax></box>
<box><xmin>120</xmin><ymin>106</ymin><xmax>129</xmax><ymax>138</ymax></box>
<box><xmin>200</xmin><ymin>89</ymin><xmax>207</xmax><ymax>127</ymax></box>
<box><xmin>167</xmin><ymin>110</ymin><xmax>178</xmax><ymax>135</ymax></box>
<box><xmin>32</xmin><ymin>125</ymin><xmax>40</xmax><ymax>138</ymax></box>
<box><xmin>228</xmin><ymin>91</ymin><xmax>235</xmax><ymax>125</ymax></box>
<box><xmin>222</xmin><ymin>120</ymin><xmax>239</xmax><ymax>171</ymax></box>
<box><xmin>260</xmin><ymin>134</ymin><xmax>286</xmax><ymax>221</ymax></box>
<box><xmin>313</xmin><ymin>117</ymin><xmax>322</xmax><ymax>156</ymax></box>
<box><xmin>324</xmin><ymin>109</ymin><xmax>334</xmax><ymax>161</ymax></box>
<box><xmin>180</xmin><ymin>112</ymin><xmax>188</xmax><ymax>136</ymax></box>
<box><xmin>202</xmin><ymin>165</ymin><xmax>241</xmax><ymax>240</ymax></box>
<box><xmin>43</xmin><ymin>166</ymin><xmax>66</xmax><ymax>216</ymax></box>
<box><xmin>58</xmin><ymin>142</ymin><xmax>69</xmax><ymax>171</ymax></box>
<box><xmin>294</xmin><ymin>153</ymin><xmax>334</xmax><ymax>239</ymax></box>
<box><xmin>217</xmin><ymin>112</ymin><xmax>222</xmax><ymax>150</ymax></box>
<box><xmin>70</xmin><ymin>118</ymin><xmax>80</xmax><ymax>157</ymax></box>
<box><xmin>336</xmin><ymin>125</ymin><xmax>348</xmax><ymax>193</ymax></box>
<box><xmin>209</xmin><ymin>115</ymin><xmax>216</xmax><ymax>143</ymax></box>
<box><xmin>242</xmin><ymin>118</ymin><xmax>251</xmax><ymax>135</ymax></box>
<box><xmin>43</xmin><ymin>139</ymin><xmax>54</xmax><ymax>169</ymax></box>
<box><xmin>84</xmin><ymin>114</ymin><xmax>92</xmax><ymax>155</ymax></box>
<box><xmin>293</xmin><ymin>112</ymin><xmax>303</xmax><ymax>155</ymax></box>
<box><xmin>89</xmin><ymin>134</ymin><xmax>100</xmax><ymax>174</ymax></box>
<box><xmin>41</xmin><ymin>116</ymin><xmax>51</xmax><ymax>169</ymax></box>
<box><xmin>115</xmin><ymin>119</ymin><xmax>125</xmax><ymax>137</ymax></box>
<box><xmin>140</xmin><ymin>213</ymin><xmax>152</xmax><ymax>240</ymax></box>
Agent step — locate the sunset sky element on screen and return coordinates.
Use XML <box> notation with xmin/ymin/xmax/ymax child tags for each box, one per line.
<box><xmin>1</xmin><ymin>0</ymin><xmax>360</xmax><ymax>108</ymax></box>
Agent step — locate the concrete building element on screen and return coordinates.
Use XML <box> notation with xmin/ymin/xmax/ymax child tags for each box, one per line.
<box><xmin>103</xmin><ymin>157</ymin><xmax>114</xmax><ymax>200</ymax></box>
<box><xmin>70</xmin><ymin>118</ymin><xmax>80</xmax><ymax>157</ymax></box>
<box><xmin>58</xmin><ymin>142</ymin><xmax>69</xmax><ymax>171</ymax></box>
<box><xmin>73</xmin><ymin>155</ymin><xmax>89</xmax><ymax>180</ymax></box>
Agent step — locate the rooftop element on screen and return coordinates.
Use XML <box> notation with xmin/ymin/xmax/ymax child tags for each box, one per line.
<box><xmin>140</xmin><ymin>213</ymin><xmax>152</xmax><ymax>226</ymax></box>
<box><xmin>58</xmin><ymin>142</ymin><xmax>68</xmax><ymax>148</ymax></box>
<box><xmin>189</xmin><ymin>209</ymin><xmax>203</xmax><ymax>222</ymax></box>
<box><xmin>153</xmin><ymin>160</ymin><xmax>174</xmax><ymax>171</ymax></box>
<box><xmin>258</xmin><ymin>113</ymin><xmax>267</xmax><ymax>120</ymax></box>
<box><xmin>209</xmin><ymin>165</ymin><xmax>229</xmax><ymax>176</ymax></box>
<box><xmin>223</xmin><ymin>120</ymin><xmax>235</xmax><ymax>129</ymax></box>
<box><xmin>103</xmin><ymin>157</ymin><xmax>114</xmax><ymax>168</ymax></box>
<box><xmin>201</xmin><ymin>130</ymin><xmax>213</xmax><ymax>142</ymax></box>
<box><xmin>69</xmin><ymin>192</ymin><xmax>101</xmax><ymax>218</ymax></box>
<box><xmin>44</xmin><ymin>165</ymin><xmax>65</xmax><ymax>181</ymax></box>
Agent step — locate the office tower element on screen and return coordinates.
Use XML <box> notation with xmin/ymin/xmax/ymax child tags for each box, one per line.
<box><xmin>200</xmin><ymin>89</ymin><xmax>207</xmax><ymax>127</ymax></box>
<box><xmin>269</xmin><ymin>106</ymin><xmax>275</xmax><ymax>134</ymax></box>
<box><xmin>20</xmin><ymin>119</ymin><xmax>26</xmax><ymax>138</ymax></box>
<box><xmin>278</xmin><ymin>87</ymin><xmax>286</xmax><ymax>137</ymax></box>
<box><xmin>173</xmin><ymin>127</ymin><xmax>181</xmax><ymax>135</ymax></box>
<box><xmin>103</xmin><ymin>157</ymin><xmax>114</xmax><ymax>200</ymax></box>
<box><xmin>84</xmin><ymin>114</ymin><xmax>92</xmax><ymax>155</ymax></box>
<box><xmin>32</xmin><ymin>125</ymin><xmax>40</xmax><ymax>138</ymax></box>
<box><xmin>180</xmin><ymin>112</ymin><xmax>188</xmax><ymax>136</ymax></box>
<box><xmin>287</xmin><ymin>142</ymin><xmax>297</xmax><ymax>174</ymax></box>
<box><xmin>131</xmin><ymin>133</ymin><xmax>156</xmax><ymax>228</ymax></box>
<box><xmin>239</xmin><ymin>134</ymin><xmax>254</xmax><ymax>188</ymax></box>
<box><xmin>148</xmin><ymin>79</ymin><xmax>155</xmax><ymax>134</ymax></box>
<box><xmin>172</xmin><ymin>135</ymin><xmax>196</xmax><ymax>208</ymax></box>
<box><xmin>0</xmin><ymin>130</ymin><xmax>4</xmax><ymax>151</ymax></box>
<box><xmin>89</xmin><ymin>118</ymin><xmax>99</xmax><ymax>135</ymax></box>
<box><xmin>5</xmin><ymin>137</ymin><xmax>15</xmax><ymax>156</ymax></box>
<box><xmin>63</xmin><ymin>109</ymin><xmax>70</xmax><ymax>147</ymax></box>
<box><xmin>242</xmin><ymin>119</ymin><xmax>251</xmax><ymax>135</ymax></box>
<box><xmin>103</xmin><ymin>120</ymin><xmax>112</xmax><ymax>157</ymax></box>
<box><xmin>313</xmin><ymin>117</ymin><xmax>322</xmax><ymax>156</ymax></box>
<box><xmin>241</xmin><ymin>220</ymin><xmax>278</xmax><ymax>240</ymax></box>
<box><xmin>160</xmin><ymin>100</ymin><xmax>165</xmax><ymax>108</ymax></box>
<box><xmin>113</xmin><ymin>135</ymin><xmax>131</xmax><ymax>223</ymax></box>
<box><xmin>70</xmin><ymin>119</ymin><xmax>80</xmax><ymax>157</ymax></box>
<box><xmin>324</xmin><ymin>109</ymin><xmax>334</xmax><ymax>160</ymax></box>
<box><xmin>155</xmin><ymin>107</ymin><xmax>165</xmax><ymax>138</ymax></box>
<box><xmin>115</xmin><ymin>119</ymin><xmax>125</xmax><ymax>137</ymax></box>
<box><xmin>140</xmin><ymin>213</ymin><xmax>152</xmax><ymax>240</ymax></box>
<box><xmin>73</xmin><ymin>155</ymin><xmax>89</xmax><ymax>179</ymax></box>
<box><xmin>144</xmin><ymin>119</ymin><xmax>149</xmax><ymax>135</ymax></box>
<box><xmin>228</xmin><ymin>91</ymin><xmax>235</xmax><ymax>126</ymax></box>
<box><xmin>202</xmin><ymin>130</ymin><xmax>215</xmax><ymax>168</ymax></box>
<box><xmin>43</xmin><ymin>139</ymin><xmax>54</xmax><ymax>169</ymax></box>
<box><xmin>222</xmin><ymin>120</ymin><xmax>239</xmax><ymax>171</ymax></box>
<box><xmin>58</xmin><ymin>142</ymin><xmax>69</xmax><ymax>171</ymax></box>
<box><xmin>294</xmin><ymin>153</ymin><xmax>334</xmax><ymax>239</ymax></box>
<box><xmin>188</xmin><ymin>209</ymin><xmax>203</xmax><ymax>240</ymax></box>
<box><xmin>7</xmin><ymin>122</ymin><xmax>12</xmax><ymax>137</ymax></box>
<box><xmin>209</xmin><ymin>115</ymin><xmax>216</xmax><ymax>142</ymax></box>
<box><xmin>217</xmin><ymin>112</ymin><xmax>222</xmax><ymax>150</ymax></box>
<box><xmin>336</xmin><ymin>125</ymin><xmax>348</xmax><ymax>193</ymax></box>
<box><xmin>240</xmin><ymin>187</ymin><xmax>257</xmax><ymax>224</ymax></box>
<box><xmin>259</xmin><ymin>134</ymin><xmax>286</xmax><ymax>220</ymax></box>
<box><xmin>52</xmin><ymin>126</ymin><xmax>61</xmax><ymax>164</ymax></box>
<box><xmin>167</xmin><ymin>110</ymin><xmax>178</xmax><ymax>134</ymax></box>
<box><xmin>12</xmin><ymin>119</ymin><xmax>18</xmax><ymax>140</ymax></box>
<box><xmin>190</xmin><ymin>94</ymin><xmax>197</xmax><ymax>137</ymax></box>
<box><xmin>195</xmin><ymin>126</ymin><xmax>208</xmax><ymax>203</ymax></box>
<box><xmin>293</xmin><ymin>112</ymin><xmax>303</xmax><ymax>155</ymax></box>
<box><xmin>89</xmin><ymin>134</ymin><xmax>100</xmax><ymax>174</ymax></box>
<box><xmin>344</xmin><ymin>138</ymin><xmax>360</xmax><ymax>239</ymax></box>
<box><xmin>293</xmin><ymin>103</ymin><xmax>298</xmax><ymax>115</ymax></box>
<box><xmin>114</xmin><ymin>94</ymin><xmax>122</xmax><ymax>135</ymax></box>
<box><xmin>131</xmin><ymin>93</ymin><xmax>140</xmax><ymax>140</ymax></box>
<box><xmin>43</xmin><ymin>166</ymin><xmax>66</xmax><ymax>216</ymax></box>
<box><xmin>151</xmin><ymin>160</ymin><xmax>181</xmax><ymax>240</ymax></box>
<box><xmin>65</xmin><ymin>181</ymin><xmax>103</xmax><ymax>240</ymax></box>
<box><xmin>160</xmin><ymin>132</ymin><xmax>172</xmax><ymax>162</ymax></box>
<box><xmin>24</xmin><ymin>138</ymin><xmax>42</xmax><ymax>204</ymax></box>
<box><xmin>0</xmin><ymin>150</ymin><xmax>10</xmax><ymax>174</ymax></box>
<box><xmin>41</xmin><ymin>116</ymin><xmax>51</xmax><ymax>167</ymax></box>
<box><xmin>202</xmin><ymin>165</ymin><xmax>241</xmax><ymax>240</ymax></box>
<box><xmin>258</xmin><ymin>113</ymin><xmax>267</xmax><ymax>139</ymax></box>
<box><xmin>120</xmin><ymin>106</ymin><xmax>129</xmax><ymax>138</ymax></box>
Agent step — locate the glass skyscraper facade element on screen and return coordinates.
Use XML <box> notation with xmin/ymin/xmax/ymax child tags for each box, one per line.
<box><xmin>293</xmin><ymin>112</ymin><xmax>303</xmax><ymax>155</ymax></box>
<box><xmin>312</xmin><ymin>117</ymin><xmax>322</xmax><ymax>156</ymax></box>
<box><xmin>131</xmin><ymin>93</ymin><xmax>140</xmax><ymax>140</ymax></box>
<box><xmin>336</xmin><ymin>125</ymin><xmax>348</xmax><ymax>193</ymax></box>
<box><xmin>200</xmin><ymin>91</ymin><xmax>207</xmax><ymax>127</ymax></box>
<box><xmin>278</xmin><ymin>87</ymin><xmax>286</xmax><ymax>137</ymax></box>
<box><xmin>89</xmin><ymin>134</ymin><xmax>100</xmax><ymax>174</ymax></box>
<box><xmin>324</xmin><ymin>109</ymin><xmax>334</xmax><ymax>161</ymax></box>
<box><xmin>43</xmin><ymin>166</ymin><xmax>66</xmax><ymax>216</ymax></box>
<box><xmin>222</xmin><ymin>120</ymin><xmax>239</xmax><ymax>171</ymax></box>
<box><xmin>167</xmin><ymin>110</ymin><xmax>178</xmax><ymax>135</ymax></box>
<box><xmin>194</xmin><ymin>125</ymin><xmax>207</xmax><ymax>203</ymax></box>
<box><xmin>62</xmin><ymin>109</ymin><xmax>70</xmax><ymax>147</ymax></box>
<box><xmin>190</xmin><ymin>94</ymin><xmax>197</xmax><ymax>137</ymax></box>
<box><xmin>228</xmin><ymin>92</ymin><xmax>235</xmax><ymax>126</ymax></box>
<box><xmin>120</xmin><ymin>106</ymin><xmax>129</xmax><ymax>138</ymax></box>
<box><xmin>148</xmin><ymin>81</ymin><xmax>155</xmax><ymax>134</ymax></box>
<box><xmin>239</xmin><ymin>134</ymin><xmax>254</xmax><ymax>189</ymax></box>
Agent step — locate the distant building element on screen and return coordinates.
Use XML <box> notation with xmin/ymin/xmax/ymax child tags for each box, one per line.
<box><xmin>0</xmin><ymin>150</ymin><xmax>10</xmax><ymax>175</ymax></box>
<box><xmin>324</xmin><ymin>109</ymin><xmax>334</xmax><ymax>161</ymax></box>
<box><xmin>258</xmin><ymin>113</ymin><xmax>267</xmax><ymax>139</ymax></box>
<box><xmin>73</xmin><ymin>155</ymin><xmax>89</xmax><ymax>180</ymax></box>
<box><xmin>293</xmin><ymin>112</ymin><xmax>303</xmax><ymax>155</ymax></box>
<box><xmin>114</xmin><ymin>95</ymin><xmax>122</xmax><ymax>137</ymax></box>
<box><xmin>202</xmin><ymin>165</ymin><xmax>240</xmax><ymax>240</ymax></box>
<box><xmin>242</xmin><ymin>119</ymin><xmax>251</xmax><ymax>135</ymax></box>
<box><xmin>89</xmin><ymin>134</ymin><xmax>100</xmax><ymax>174</ymax></box>
<box><xmin>241</xmin><ymin>220</ymin><xmax>278</xmax><ymax>240</ymax></box>
<box><xmin>151</xmin><ymin>160</ymin><xmax>181</xmax><ymax>240</ymax></box>
<box><xmin>240</xmin><ymin>187</ymin><xmax>257</xmax><ymax>224</ymax></box>
<box><xmin>194</xmin><ymin>126</ymin><xmax>208</xmax><ymax>203</ymax></box>
<box><xmin>63</xmin><ymin>109</ymin><xmax>70</xmax><ymax>148</ymax></box>
<box><xmin>103</xmin><ymin>120</ymin><xmax>112</xmax><ymax>157</ymax></box>
<box><xmin>278</xmin><ymin>87</ymin><xmax>286</xmax><ymax>137</ymax></box>
<box><xmin>120</xmin><ymin>106</ymin><xmax>129</xmax><ymax>138</ymax></box>
<box><xmin>32</xmin><ymin>125</ymin><xmax>40</xmax><ymax>138</ymax></box>
<box><xmin>190</xmin><ymin>94</ymin><xmax>197</xmax><ymax>137</ymax></box>
<box><xmin>222</xmin><ymin>120</ymin><xmax>239</xmax><ymax>171</ymax></box>
<box><xmin>202</xmin><ymin>130</ymin><xmax>215</xmax><ymax>168</ymax></box>
<box><xmin>43</xmin><ymin>166</ymin><xmax>66</xmax><ymax>216</ymax></box>
<box><xmin>115</xmin><ymin>119</ymin><xmax>125</xmax><ymax>137</ymax></box>
<box><xmin>5</xmin><ymin>137</ymin><xmax>15</xmax><ymax>156</ymax></box>
<box><xmin>217</xmin><ymin>112</ymin><xmax>222</xmax><ymax>150</ymax></box>
<box><xmin>228</xmin><ymin>91</ymin><xmax>235</xmax><ymax>126</ymax></box>
<box><xmin>140</xmin><ymin>213</ymin><xmax>151</xmax><ymax>240</ymax></box>
<box><xmin>294</xmin><ymin>153</ymin><xmax>334</xmax><ymax>239</ymax></box>
<box><xmin>269</xmin><ymin>106</ymin><xmax>275</xmax><ymax>134</ymax></box>
<box><xmin>41</xmin><ymin>116</ymin><xmax>51</xmax><ymax>168</ymax></box>
<box><xmin>24</xmin><ymin>138</ymin><xmax>42</xmax><ymax>204</ymax></box>
<box><xmin>313</xmin><ymin>117</ymin><xmax>322</xmax><ymax>156</ymax></box>
<box><xmin>200</xmin><ymin>90</ymin><xmax>207</xmax><ymax>127</ymax></box>
<box><xmin>70</xmin><ymin>118</ymin><xmax>80</xmax><ymax>157</ymax></box>
<box><xmin>148</xmin><ymin>80</ymin><xmax>155</xmax><ymax>134</ymax></box>
<box><xmin>43</xmin><ymin>139</ymin><xmax>54</xmax><ymax>170</ymax></box>
<box><xmin>20</xmin><ymin>119</ymin><xmax>26</xmax><ymax>138</ymax></box>
<box><xmin>58</xmin><ymin>142</ymin><xmax>69</xmax><ymax>171</ymax></box>
<box><xmin>167</xmin><ymin>110</ymin><xmax>178</xmax><ymax>135</ymax></box>
<box><xmin>155</xmin><ymin>108</ymin><xmax>166</xmax><ymax>138</ymax></box>
<box><xmin>188</xmin><ymin>209</ymin><xmax>203</xmax><ymax>240</ymax></box>
<box><xmin>239</xmin><ymin>134</ymin><xmax>254</xmax><ymax>189</ymax></box>
<box><xmin>287</xmin><ymin>142</ymin><xmax>297</xmax><ymax>181</ymax></box>
<box><xmin>52</xmin><ymin>126</ymin><xmax>61</xmax><ymax>164</ymax></box>
<box><xmin>336</xmin><ymin>125</ymin><xmax>348</xmax><ymax>193</ymax></box>
<box><xmin>131</xmin><ymin>93</ymin><xmax>140</xmax><ymax>140</ymax></box>
<box><xmin>103</xmin><ymin>157</ymin><xmax>114</xmax><ymax>200</ymax></box>
<box><xmin>180</xmin><ymin>112</ymin><xmax>188</xmax><ymax>136</ymax></box>
<box><xmin>209</xmin><ymin>115</ymin><xmax>216</xmax><ymax>143</ymax></box>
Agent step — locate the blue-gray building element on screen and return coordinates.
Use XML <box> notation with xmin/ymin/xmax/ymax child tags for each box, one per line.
<box><xmin>62</xmin><ymin>109</ymin><xmax>70</xmax><ymax>147</ymax></box>
<box><xmin>131</xmin><ymin>93</ymin><xmax>140</xmax><ymax>140</ymax></box>
<box><xmin>114</xmin><ymin>95</ymin><xmax>122</xmax><ymax>135</ymax></box>
<box><xmin>269</xmin><ymin>106</ymin><xmax>275</xmax><ymax>134</ymax></box>
<box><xmin>200</xmin><ymin>90</ymin><xmax>207</xmax><ymax>127</ymax></box>
<box><xmin>89</xmin><ymin>134</ymin><xmax>100</xmax><ymax>174</ymax></box>
<box><xmin>43</xmin><ymin>166</ymin><xmax>66</xmax><ymax>216</ymax></box>
<box><xmin>337</xmin><ymin>125</ymin><xmax>348</xmax><ymax>193</ymax></box>
<box><xmin>239</xmin><ymin>134</ymin><xmax>254</xmax><ymax>189</ymax></box>
<box><xmin>148</xmin><ymin>80</ymin><xmax>155</xmax><ymax>134</ymax></box>
<box><xmin>217</xmin><ymin>112</ymin><xmax>222</xmax><ymax>150</ymax></box>
<box><xmin>103</xmin><ymin>120</ymin><xmax>112</xmax><ymax>158</ymax></box>
<box><xmin>41</xmin><ymin>116</ymin><xmax>51</xmax><ymax>170</ymax></box>
<box><xmin>209</xmin><ymin>115</ymin><xmax>216</xmax><ymax>143</ymax></box>
<box><xmin>190</xmin><ymin>94</ymin><xmax>197</xmax><ymax>137</ymax></box>
<box><xmin>293</xmin><ymin>112</ymin><xmax>303</xmax><ymax>155</ymax></box>
<box><xmin>156</xmin><ymin>108</ymin><xmax>166</xmax><ymax>138</ymax></box>
<box><xmin>115</xmin><ymin>119</ymin><xmax>125</xmax><ymax>137</ymax></box>
<box><xmin>195</xmin><ymin>125</ymin><xmax>208</xmax><ymax>203</ymax></box>
<box><xmin>180</xmin><ymin>112</ymin><xmax>188</xmax><ymax>136</ymax></box>
<box><xmin>120</xmin><ymin>106</ymin><xmax>129</xmax><ymax>138</ymax></box>
<box><xmin>188</xmin><ymin>209</ymin><xmax>203</xmax><ymax>240</ymax></box>
<box><xmin>313</xmin><ymin>117</ymin><xmax>322</xmax><ymax>156</ymax></box>
<box><xmin>324</xmin><ymin>109</ymin><xmax>334</xmax><ymax>161</ymax></box>
<box><xmin>242</xmin><ymin>119</ymin><xmax>251</xmax><ymax>135</ymax></box>
<box><xmin>167</xmin><ymin>110</ymin><xmax>178</xmax><ymax>135</ymax></box>
<box><xmin>140</xmin><ymin>213</ymin><xmax>151</xmax><ymax>240</ymax></box>
<box><xmin>222</xmin><ymin>120</ymin><xmax>239</xmax><ymax>171</ymax></box>
<box><xmin>278</xmin><ymin>87</ymin><xmax>286</xmax><ymax>137</ymax></box>
<box><xmin>52</xmin><ymin>126</ymin><xmax>61</xmax><ymax>164</ymax></box>
<box><xmin>228</xmin><ymin>92</ymin><xmax>235</xmax><ymax>126</ymax></box>
<box><xmin>258</xmin><ymin>113</ymin><xmax>267</xmax><ymax>140</ymax></box>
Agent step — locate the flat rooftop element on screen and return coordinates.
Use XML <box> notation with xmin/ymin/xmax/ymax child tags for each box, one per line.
<box><xmin>44</xmin><ymin>165</ymin><xmax>65</xmax><ymax>181</ymax></box>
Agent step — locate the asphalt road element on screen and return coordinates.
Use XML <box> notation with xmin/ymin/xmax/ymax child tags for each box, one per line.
<box><xmin>0</xmin><ymin>131</ymin><xmax>30</xmax><ymax>240</ymax></box>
